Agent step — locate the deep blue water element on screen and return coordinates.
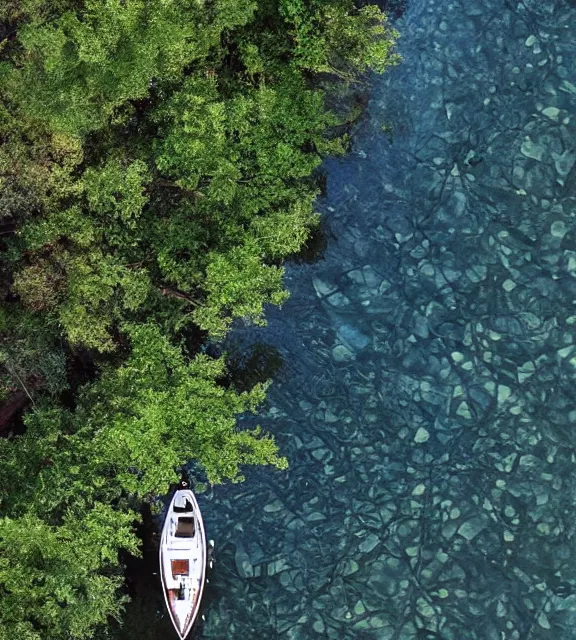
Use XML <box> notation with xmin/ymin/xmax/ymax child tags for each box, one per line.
<box><xmin>119</xmin><ymin>0</ymin><xmax>576</xmax><ymax>638</ymax></box>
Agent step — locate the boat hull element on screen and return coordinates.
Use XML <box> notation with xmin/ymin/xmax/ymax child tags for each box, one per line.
<box><xmin>159</xmin><ymin>487</ymin><xmax>207</xmax><ymax>639</ymax></box>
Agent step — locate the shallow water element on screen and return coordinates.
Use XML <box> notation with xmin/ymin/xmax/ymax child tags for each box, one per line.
<box><xmin>194</xmin><ymin>1</ymin><xmax>576</xmax><ymax>638</ymax></box>
<box><xmin>117</xmin><ymin>0</ymin><xmax>576</xmax><ymax>638</ymax></box>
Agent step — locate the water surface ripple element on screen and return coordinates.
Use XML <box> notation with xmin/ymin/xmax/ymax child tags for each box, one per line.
<box><xmin>199</xmin><ymin>0</ymin><xmax>576</xmax><ymax>638</ymax></box>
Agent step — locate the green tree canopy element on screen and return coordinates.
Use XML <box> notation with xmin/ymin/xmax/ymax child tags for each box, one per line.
<box><xmin>0</xmin><ymin>0</ymin><xmax>397</xmax><ymax>636</ymax></box>
<box><xmin>0</xmin><ymin>507</ymin><xmax>139</xmax><ymax>640</ymax></box>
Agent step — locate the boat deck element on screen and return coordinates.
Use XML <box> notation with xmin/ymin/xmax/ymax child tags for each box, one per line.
<box><xmin>160</xmin><ymin>489</ymin><xmax>206</xmax><ymax>639</ymax></box>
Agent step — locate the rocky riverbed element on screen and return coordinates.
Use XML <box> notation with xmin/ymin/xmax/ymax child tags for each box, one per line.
<box><xmin>193</xmin><ymin>0</ymin><xmax>576</xmax><ymax>638</ymax></box>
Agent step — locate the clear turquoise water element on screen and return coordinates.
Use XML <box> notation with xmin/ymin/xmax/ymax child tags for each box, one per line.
<box><xmin>194</xmin><ymin>0</ymin><xmax>576</xmax><ymax>638</ymax></box>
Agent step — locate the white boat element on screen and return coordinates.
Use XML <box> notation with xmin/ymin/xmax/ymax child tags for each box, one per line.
<box><xmin>159</xmin><ymin>483</ymin><xmax>207</xmax><ymax>639</ymax></box>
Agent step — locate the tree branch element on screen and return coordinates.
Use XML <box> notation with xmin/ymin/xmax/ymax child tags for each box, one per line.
<box><xmin>159</xmin><ymin>286</ymin><xmax>201</xmax><ymax>305</ymax></box>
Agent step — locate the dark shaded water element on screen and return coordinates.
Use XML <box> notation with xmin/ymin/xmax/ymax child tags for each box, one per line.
<box><xmin>113</xmin><ymin>0</ymin><xmax>576</xmax><ymax>638</ymax></box>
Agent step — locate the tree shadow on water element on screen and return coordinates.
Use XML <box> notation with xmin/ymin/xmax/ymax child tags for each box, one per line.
<box><xmin>225</xmin><ymin>343</ymin><xmax>284</xmax><ymax>393</ymax></box>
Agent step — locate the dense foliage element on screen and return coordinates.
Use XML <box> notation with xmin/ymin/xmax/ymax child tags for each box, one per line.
<box><xmin>0</xmin><ymin>0</ymin><xmax>397</xmax><ymax>637</ymax></box>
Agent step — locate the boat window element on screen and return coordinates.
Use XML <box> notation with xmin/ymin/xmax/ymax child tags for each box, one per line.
<box><xmin>173</xmin><ymin>498</ymin><xmax>193</xmax><ymax>513</ymax></box>
<box><xmin>175</xmin><ymin>516</ymin><xmax>195</xmax><ymax>538</ymax></box>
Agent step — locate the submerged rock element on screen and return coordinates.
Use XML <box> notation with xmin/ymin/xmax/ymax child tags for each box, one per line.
<box><xmin>414</xmin><ymin>427</ymin><xmax>430</xmax><ymax>443</ymax></box>
<box><xmin>458</xmin><ymin>519</ymin><xmax>486</xmax><ymax>541</ymax></box>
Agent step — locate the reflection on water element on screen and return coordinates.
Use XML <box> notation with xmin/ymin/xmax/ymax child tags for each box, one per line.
<box><xmin>113</xmin><ymin>0</ymin><xmax>576</xmax><ymax>638</ymax></box>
